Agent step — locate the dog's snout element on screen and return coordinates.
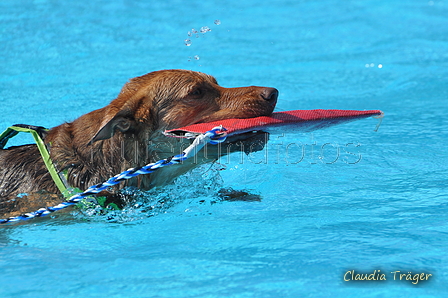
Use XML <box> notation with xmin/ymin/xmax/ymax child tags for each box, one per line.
<box><xmin>261</xmin><ymin>88</ymin><xmax>279</xmax><ymax>103</ymax></box>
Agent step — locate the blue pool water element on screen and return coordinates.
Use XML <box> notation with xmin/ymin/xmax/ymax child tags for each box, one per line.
<box><xmin>1</xmin><ymin>0</ymin><xmax>448</xmax><ymax>297</ymax></box>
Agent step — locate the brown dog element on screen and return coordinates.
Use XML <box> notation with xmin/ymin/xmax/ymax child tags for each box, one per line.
<box><xmin>0</xmin><ymin>69</ymin><xmax>278</xmax><ymax>217</ymax></box>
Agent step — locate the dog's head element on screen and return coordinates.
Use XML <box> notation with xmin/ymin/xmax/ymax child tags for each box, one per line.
<box><xmin>91</xmin><ymin>69</ymin><xmax>278</xmax><ymax>143</ymax></box>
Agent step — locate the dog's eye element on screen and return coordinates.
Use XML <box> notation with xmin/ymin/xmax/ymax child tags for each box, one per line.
<box><xmin>189</xmin><ymin>88</ymin><xmax>203</xmax><ymax>97</ymax></box>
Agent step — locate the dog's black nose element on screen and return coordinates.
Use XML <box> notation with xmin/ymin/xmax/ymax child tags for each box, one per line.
<box><xmin>261</xmin><ymin>88</ymin><xmax>279</xmax><ymax>103</ymax></box>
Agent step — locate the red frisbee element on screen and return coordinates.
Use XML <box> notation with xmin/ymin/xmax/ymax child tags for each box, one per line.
<box><xmin>164</xmin><ymin>109</ymin><xmax>384</xmax><ymax>138</ymax></box>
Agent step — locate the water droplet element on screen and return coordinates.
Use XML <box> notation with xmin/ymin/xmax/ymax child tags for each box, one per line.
<box><xmin>194</xmin><ymin>55</ymin><xmax>200</xmax><ymax>60</ymax></box>
<box><xmin>378</xmin><ymin>64</ymin><xmax>383</xmax><ymax>68</ymax></box>
<box><xmin>370</xmin><ymin>63</ymin><xmax>375</xmax><ymax>67</ymax></box>
<box><xmin>214</xmin><ymin>19</ymin><xmax>221</xmax><ymax>25</ymax></box>
<box><xmin>200</xmin><ymin>26</ymin><xmax>211</xmax><ymax>33</ymax></box>
<box><xmin>184</xmin><ymin>39</ymin><xmax>191</xmax><ymax>46</ymax></box>
<box><xmin>191</xmin><ymin>28</ymin><xmax>198</xmax><ymax>34</ymax></box>
<box><xmin>187</xmin><ymin>31</ymin><xmax>192</xmax><ymax>36</ymax></box>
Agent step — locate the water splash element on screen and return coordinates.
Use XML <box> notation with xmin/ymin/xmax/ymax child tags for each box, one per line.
<box><xmin>200</xmin><ymin>26</ymin><xmax>211</xmax><ymax>33</ymax></box>
<box><xmin>74</xmin><ymin>163</ymin><xmax>225</xmax><ymax>223</ymax></box>
<box><xmin>184</xmin><ymin>20</ymin><xmax>222</xmax><ymax>64</ymax></box>
<box><xmin>184</xmin><ymin>20</ymin><xmax>222</xmax><ymax>59</ymax></box>
<box><xmin>191</xmin><ymin>28</ymin><xmax>199</xmax><ymax>38</ymax></box>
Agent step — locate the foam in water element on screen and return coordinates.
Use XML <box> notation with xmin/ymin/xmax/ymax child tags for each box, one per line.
<box><xmin>74</xmin><ymin>163</ymin><xmax>226</xmax><ymax>223</ymax></box>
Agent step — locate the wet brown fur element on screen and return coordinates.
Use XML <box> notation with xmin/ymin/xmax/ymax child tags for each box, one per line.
<box><xmin>0</xmin><ymin>69</ymin><xmax>277</xmax><ymax>217</ymax></box>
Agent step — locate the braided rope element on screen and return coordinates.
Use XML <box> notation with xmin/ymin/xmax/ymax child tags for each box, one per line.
<box><xmin>0</xmin><ymin>126</ymin><xmax>227</xmax><ymax>224</ymax></box>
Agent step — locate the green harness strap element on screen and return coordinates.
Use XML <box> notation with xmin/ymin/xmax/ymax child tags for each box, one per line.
<box><xmin>0</xmin><ymin>124</ymin><xmax>69</xmax><ymax>196</ymax></box>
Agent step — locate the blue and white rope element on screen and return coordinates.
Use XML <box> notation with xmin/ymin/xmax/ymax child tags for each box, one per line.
<box><xmin>0</xmin><ymin>126</ymin><xmax>227</xmax><ymax>224</ymax></box>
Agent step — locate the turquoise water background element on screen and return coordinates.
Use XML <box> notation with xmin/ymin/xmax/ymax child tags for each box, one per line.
<box><xmin>1</xmin><ymin>0</ymin><xmax>448</xmax><ymax>297</ymax></box>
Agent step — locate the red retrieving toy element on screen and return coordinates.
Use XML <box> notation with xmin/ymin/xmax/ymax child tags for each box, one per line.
<box><xmin>164</xmin><ymin>109</ymin><xmax>384</xmax><ymax>138</ymax></box>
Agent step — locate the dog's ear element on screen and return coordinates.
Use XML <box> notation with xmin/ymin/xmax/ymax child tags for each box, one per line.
<box><xmin>89</xmin><ymin>109</ymin><xmax>136</xmax><ymax>144</ymax></box>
